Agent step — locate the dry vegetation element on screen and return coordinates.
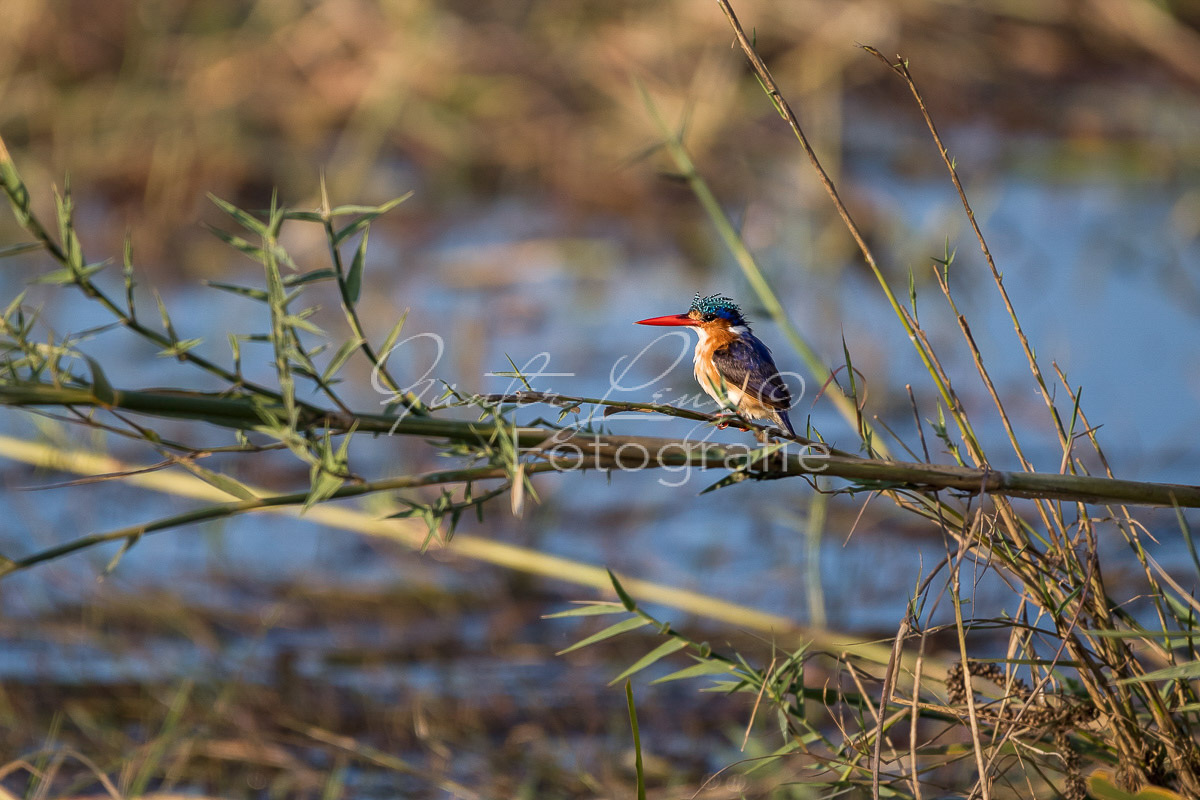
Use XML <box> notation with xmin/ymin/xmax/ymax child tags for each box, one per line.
<box><xmin>3</xmin><ymin>0</ymin><xmax>1200</xmax><ymax>272</ymax></box>
<box><xmin>4</xmin><ymin>1</ymin><xmax>1200</xmax><ymax>799</ymax></box>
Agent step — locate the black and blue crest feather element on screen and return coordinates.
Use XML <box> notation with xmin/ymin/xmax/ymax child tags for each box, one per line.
<box><xmin>690</xmin><ymin>293</ymin><xmax>745</xmax><ymax>324</ymax></box>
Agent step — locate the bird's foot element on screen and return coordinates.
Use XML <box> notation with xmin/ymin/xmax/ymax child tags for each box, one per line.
<box><xmin>713</xmin><ymin>410</ymin><xmax>750</xmax><ymax>431</ymax></box>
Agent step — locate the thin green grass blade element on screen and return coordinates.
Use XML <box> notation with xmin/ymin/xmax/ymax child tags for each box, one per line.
<box><xmin>127</xmin><ymin>680</ymin><xmax>193</xmax><ymax>797</ymax></box>
<box><xmin>0</xmin><ymin>242</ymin><xmax>42</xmax><ymax>258</ymax></box>
<box><xmin>699</xmin><ymin>471</ymin><xmax>750</xmax><ymax>494</ymax></box>
<box><xmin>33</xmin><ymin>263</ymin><xmax>106</xmax><ymax>285</ymax></box>
<box><xmin>204</xmin><ymin>223</ymin><xmax>267</xmax><ymax>262</ymax></box>
<box><xmin>321</xmin><ymin>336</ymin><xmax>364</xmax><ymax>383</ymax></box>
<box><xmin>1116</xmin><ymin>661</ymin><xmax>1200</xmax><ymax>685</ymax></box>
<box><xmin>205</xmin><ymin>280</ymin><xmax>269</xmax><ymax>302</ymax></box>
<box><xmin>158</xmin><ymin>337</ymin><xmax>204</xmax><ymax>358</ymax></box>
<box><xmin>652</xmin><ymin>659</ymin><xmax>735</xmax><ymax>684</ymax></box>
<box><xmin>208</xmin><ymin>193</ymin><xmax>267</xmax><ymax>235</ymax></box>
<box><xmin>626</xmin><ymin>681</ymin><xmax>647</xmax><ymax>800</ymax></box>
<box><xmin>556</xmin><ymin>616</ymin><xmax>650</xmax><ymax>655</ymax></box>
<box><xmin>284</xmin><ymin>268</ymin><xmax>338</xmax><ymax>287</ymax></box>
<box><xmin>543</xmin><ymin>602</ymin><xmax>628</xmax><ymax>619</ymax></box>
<box><xmin>345</xmin><ymin>227</ymin><xmax>368</xmax><ymax>304</ymax></box>
<box><xmin>608</xmin><ymin>569</ymin><xmax>637</xmax><ymax>611</ymax></box>
<box><xmin>83</xmin><ymin>355</ymin><xmax>114</xmax><ymax>405</ymax></box>
<box><xmin>331</xmin><ymin>193</ymin><xmax>412</xmax><ymax>245</ymax></box>
<box><xmin>610</xmin><ymin>638</ymin><xmax>689</xmax><ymax>685</ymax></box>
<box><xmin>320</xmin><ymin>763</ymin><xmax>347</xmax><ymax>800</ymax></box>
<box><xmin>377</xmin><ymin>310</ymin><xmax>409</xmax><ymax>363</ymax></box>
<box><xmin>174</xmin><ymin>459</ymin><xmax>259</xmax><ymax>501</ymax></box>
<box><xmin>1173</xmin><ymin>498</ymin><xmax>1200</xmax><ymax>579</ymax></box>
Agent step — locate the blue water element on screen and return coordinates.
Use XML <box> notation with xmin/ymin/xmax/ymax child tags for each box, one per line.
<box><xmin>2</xmin><ymin>155</ymin><xmax>1198</xmax><ymax>688</ymax></box>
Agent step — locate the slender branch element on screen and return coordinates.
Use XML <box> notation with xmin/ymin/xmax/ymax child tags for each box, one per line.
<box><xmin>0</xmin><ymin>431</ymin><xmax>919</xmax><ymax>672</ymax></box>
<box><xmin>0</xmin><ymin>463</ymin><xmax>543</xmax><ymax>576</ymax></box>
<box><xmin>3</xmin><ymin>382</ymin><xmax>1200</xmax><ymax>507</ymax></box>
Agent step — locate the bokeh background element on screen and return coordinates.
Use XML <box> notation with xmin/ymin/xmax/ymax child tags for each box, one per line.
<box><xmin>3</xmin><ymin>0</ymin><xmax>1200</xmax><ymax>797</ymax></box>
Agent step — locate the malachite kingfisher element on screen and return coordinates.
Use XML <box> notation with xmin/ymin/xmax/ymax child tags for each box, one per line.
<box><xmin>636</xmin><ymin>293</ymin><xmax>796</xmax><ymax>439</ymax></box>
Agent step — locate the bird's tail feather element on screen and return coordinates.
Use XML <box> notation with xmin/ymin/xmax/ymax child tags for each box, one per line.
<box><xmin>776</xmin><ymin>410</ymin><xmax>797</xmax><ymax>438</ymax></box>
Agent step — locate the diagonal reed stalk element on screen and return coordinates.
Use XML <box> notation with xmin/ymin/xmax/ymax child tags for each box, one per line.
<box><xmin>635</xmin><ymin>80</ymin><xmax>891</xmax><ymax>458</ymax></box>
<box><xmin>0</xmin><ymin>431</ymin><xmax>908</xmax><ymax>670</ymax></box>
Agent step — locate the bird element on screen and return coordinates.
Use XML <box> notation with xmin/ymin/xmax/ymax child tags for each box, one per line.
<box><xmin>636</xmin><ymin>293</ymin><xmax>796</xmax><ymax>439</ymax></box>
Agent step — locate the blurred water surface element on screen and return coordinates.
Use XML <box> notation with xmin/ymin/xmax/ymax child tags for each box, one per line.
<box><xmin>3</xmin><ymin>127</ymin><xmax>1199</xmax><ymax>648</ymax></box>
<box><xmin>3</xmin><ymin>129</ymin><xmax>1200</xmax><ymax>798</ymax></box>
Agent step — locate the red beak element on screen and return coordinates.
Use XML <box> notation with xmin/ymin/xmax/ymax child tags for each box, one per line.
<box><xmin>635</xmin><ymin>313</ymin><xmax>698</xmax><ymax>326</ymax></box>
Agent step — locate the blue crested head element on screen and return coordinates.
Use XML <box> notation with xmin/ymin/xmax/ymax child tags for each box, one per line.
<box><xmin>690</xmin><ymin>293</ymin><xmax>747</xmax><ymax>326</ymax></box>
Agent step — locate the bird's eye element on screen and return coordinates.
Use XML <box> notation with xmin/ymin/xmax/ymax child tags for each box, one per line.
<box><xmin>702</xmin><ymin>313</ymin><xmax>715</xmax><ymax>322</ymax></box>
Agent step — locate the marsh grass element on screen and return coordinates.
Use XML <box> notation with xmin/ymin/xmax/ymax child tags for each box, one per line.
<box><xmin>596</xmin><ymin>4</ymin><xmax>1200</xmax><ymax>797</ymax></box>
<box><xmin>3</xmin><ymin>2</ymin><xmax>1200</xmax><ymax>799</ymax></box>
<box><xmin>3</xmin><ymin>0</ymin><xmax>1199</xmax><ymax>276</ymax></box>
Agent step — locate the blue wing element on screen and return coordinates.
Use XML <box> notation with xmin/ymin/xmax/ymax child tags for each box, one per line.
<box><xmin>711</xmin><ymin>334</ymin><xmax>793</xmax><ymax>412</ymax></box>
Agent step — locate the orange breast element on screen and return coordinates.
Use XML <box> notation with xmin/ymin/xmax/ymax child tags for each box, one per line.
<box><xmin>693</xmin><ymin>326</ymin><xmax>743</xmax><ymax>408</ymax></box>
<box><xmin>690</xmin><ymin>325</ymin><xmax>780</xmax><ymax>421</ymax></box>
